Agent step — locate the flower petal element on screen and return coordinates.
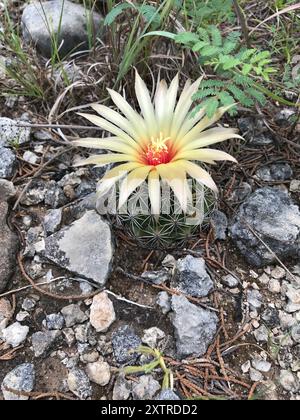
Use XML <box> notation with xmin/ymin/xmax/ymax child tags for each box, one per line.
<box><xmin>176</xmin><ymin>160</ymin><xmax>218</xmax><ymax>192</ymax></box>
<box><xmin>91</xmin><ymin>104</ymin><xmax>141</xmax><ymax>140</ymax></box>
<box><xmin>74</xmin><ymin>153</ymin><xmax>137</xmax><ymax>167</ymax></box>
<box><xmin>177</xmin><ymin>105</ymin><xmax>235</xmax><ymax>147</ymax></box>
<box><xmin>175</xmin><ymin>148</ymin><xmax>237</xmax><ymax>163</ymax></box>
<box><xmin>73</xmin><ymin>137</ymin><xmax>138</xmax><ymax>155</ymax></box>
<box><xmin>97</xmin><ymin>162</ymin><xmax>144</xmax><ymax>196</ymax></box>
<box><xmin>118</xmin><ymin>165</ymin><xmax>153</xmax><ymax>209</ymax></box>
<box><xmin>135</xmin><ymin>71</ymin><xmax>157</xmax><ymax>134</ymax></box>
<box><xmin>148</xmin><ymin>169</ymin><xmax>161</xmax><ymax>215</ymax></box>
<box><xmin>181</xmin><ymin>127</ymin><xmax>243</xmax><ymax>151</ymax></box>
<box><xmin>78</xmin><ymin>112</ymin><xmax>141</xmax><ymax>151</ymax></box>
<box><xmin>107</xmin><ymin>88</ymin><xmax>148</xmax><ymax>141</ymax></box>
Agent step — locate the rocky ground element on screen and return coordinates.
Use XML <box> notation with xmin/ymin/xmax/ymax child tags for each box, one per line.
<box><xmin>0</xmin><ymin>0</ymin><xmax>300</xmax><ymax>402</ymax></box>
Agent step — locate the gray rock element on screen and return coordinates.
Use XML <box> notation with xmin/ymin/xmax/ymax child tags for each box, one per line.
<box><xmin>253</xmin><ymin>325</ymin><xmax>269</xmax><ymax>342</ymax></box>
<box><xmin>131</xmin><ymin>375</ymin><xmax>161</xmax><ymax>400</ymax></box>
<box><xmin>230</xmin><ymin>187</ymin><xmax>300</xmax><ymax>267</ymax></box>
<box><xmin>173</xmin><ymin>255</ymin><xmax>214</xmax><ymax>298</ymax></box>
<box><xmin>238</xmin><ymin>117</ymin><xmax>274</xmax><ymax>146</ymax></box>
<box><xmin>0</xmin><ymin>186</ymin><xmax>18</xmax><ymax>293</ymax></box>
<box><xmin>275</xmin><ymin>109</ymin><xmax>296</xmax><ymax>126</ymax></box>
<box><xmin>1</xmin><ymin>363</ymin><xmax>35</xmax><ymax>400</ymax></box>
<box><xmin>21</xmin><ymin>297</ymin><xmax>37</xmax><ymax>311</ymax></box>
<box><xmin>2</xmin><ymin>322</ymin><xmax>29</xmax><ymax>348</ymax></box>
<box><xmin>23</xmin><ymin>151</ymin><xmax>39</xmax><ymax>165</ymax></box>
<box><xmin>67</xmin><ymin>368</ymin><xmax>92</xmax><ymax>400</ymax></box>
<box><xmin>249</xmin><ymin>367</ymin><xmax>263</xmax><ymax>382</ymax></box>
<box><xmin>210</xmin><ymin>210</ymin><xmax>228</xmax><ymax>240</ymax></box>
<box><xmin>0</xmin><ymin>117</ymin><xmax>30</xmax><ymax>147</ymax></box>
<box><xmin>43</xmin><ymin>313</ymin><xmax>65</xmax><ymax>330</ymax></box>
<box><xmin>21</xmin><ymin>180</ymin><xmax>48</xmax><ymax>206</ymax></box>
<box><xmin>279</xmin><ymin>370</ymin><xmax>299</xmax><ymax>393</ymax></box>
<box><xmin>256</xmin><ymin>163</ymin><xmax>293</xmax><ymax>182</ymax></box>
<box><xmin>261</xmin><ymin>307</ymin><xmax>280</xmax><ymax>328</ymax></box>
<box><xmin>171</xmin><ymin>295</ymin><xmax>218</xmax><ymax>358</ymax></box>
<box><xmin>61</xmin><ymin>304</ymin><xmax>88</xmax><ymax>327</ymax></box>
<box><xmin>290</xmin><ymin>180</ymin><xmax>300</xmax><ymax>193</ymax></box>
<box><xmin>291</xmin><ymin>324</ymin><xmax>300</xmax><ymax>343</ymax></box>
<box><xmin>230</xmin><ymin>182</ymin><xmax>252</xmax><ymax>202</ymax></box>
<box><xmin>156</xmin><ymin>389</ymin><xmax>181</xmax><ymax>400</ymax></box>
<box><xmin>43</xmin><ymin>208</ymin><xmax>62</xmax><ymax>235</ymax></box>
<box><xmin>31</xmin><ymin>330</ymin><xmax>61</xmax><ymax>357</ymax></box>
<box><xmin>44</xmin><ymin>181</ymin><xmax>67</xmax><ymax>208</ymax></box>
<box><xmin>141</xmin><ymin>269</ymin><xmax>170</xmax><ymax>285</ymax></box>
<box><xmin>0</xmin><ymin>179</ymin><xmax>16</xmax><ymax>200</ymax></box>
<box><xmin>252</xmin><ymin>359</ymin><xmax>272</xmax><ymax>373</ymax></box>
<box><xmin>44</xmin><ymin>210</ymin><xmax>112</xmax><ymax>286</ymax></box>
<box><xmin>0</xmin><ymin>147</ymin><xmax>16</xmax><ymax>178</ymax></box>
<box><xmin>221</xmin><ymin>274</ymin><xmax>239</xmax><ymax>288</ymax></box>
<box><xmin>156</xmin><ymin>291</ymin><xmax>171</xmax><ymax>314</ymax></box>
<box><xmin>142</xmin><ymin>327</ymin><xmax>165</xmax><ymax>349</ymax></box>
<box><xmin>112</xmin><ymin>375</ymin><xmax>132</xmax><ymax>400</ymax></box>
<box><xmin>21</xmin><ymin>0</ymin><xmax>103</xmax><ymax>58</ymax></box>
<box><xmin>112</xmin><ymin>325</ymin><xmax>142</xmax><ymax>365</ymax></box>
<box><xmin>247</xmin><ymin>289</ymin><xmax>263</xmax><ymax>310</ymax></box>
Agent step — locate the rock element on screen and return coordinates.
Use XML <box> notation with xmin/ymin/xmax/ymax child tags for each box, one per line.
<box><xmin>247</xmin><ymin>289</ymin><xmax>263</xmax><ymax>310</ymax></box>
<box><xmin>171</xmin><ymin>295</ymin><xmax>218</xmax><ymax>358</ymax></box>
<box><xmin>173</xmin><ymin>255</ymin><xmax>214</xmax><ymax>298</ymax></box>
<box><xmin>67</xmin><ymin>368</ymin><xmax>92</xmax><ymax>400</ymax></box>
<box><xmin>22</xmin><ymin>151</ymin><xmax>39</xmax><ymax>165</ymax></box>
<box><xmin>271</xmin><ymin>266</ymin><xmax>286</xmax><ymax>279</ymax></box>
<box><xmin>86</xmin><ymin>361</ymin><xmax>111</xmax><ymax>386</ymax></box>
<box><xmin>230</xmin><ymin>187</ymin><xmax>300</xmax><ymax>267</ymax></box>
<box><xmin>112</xmin><ymin>325</ymin><xmax>142</xmax><ymax>365</ymax></box>
<box><xmin>279</xmin><ymin>311</ymin><xmax>296</xmax><ymax>330</ymax></box>
<box><xmin>142</xmin><ymin>327</ymin><xmax>165</xmax><ymax>348</ymax></box>
<box><xmin>268</xmin><ymin>279</ymin><xmax>281</xmax><ymax>294</ymax></box>
<box><xmin>156</xmin><ymin>389</ymin><xmax>181</xmax><ymax>400</ymax></box>
<box><xmin>1</xmin><ymin>363</ymin><xmax>35</xmax><ymax>400</ymax></box>
<box><xmin>90</xmin><ymin>292</ymin><xmax>115</xmax><ymax>333</ymax></box>
<box><xmin>0</xmin><ymin>117</ymin><xmax>30</xmax><ymax>146</ymax></box>
<box><xmin>43</xmin><ymin>208</ymin><xmax>62</xmax><ymax>235</ymax></box>
<box><xmin>252</xmin><ymin>359</ymin><xmax>272</xmax><ymax>373</ymax></box>
<box><xmin>31</xmin><ymin>330</ymin><xmax>61</xmax><ymax>357</ymax></box>
<box><xmin>141</xmin><ymin>269</ymin><xmax>170</xmax><ymax>285</ymax></box>
<box><xmin>61</xmin><ymin>304</ymin><xmax>88</xmax><ymax>327</ymax></box>
<box><xmin>44</xmin><ymin>181</ymin><xmax>67</xmax><ymax>208</ymax></box>
<box><xmin>21</xmin><ymin>0</ymin><xmax>103</xmax><ymax>58</ymax></box>
<box><xmin>0</xmin><ymin>179</ymin><xmax>16</xmax><ymax>200</ymax></box>
<box><xmin>285</xmin><ymin>285</ymin><xmax>300</xmax><ymax>305</ymax></box>
<box><xmin>238</xmin><ymin>117</ymin><xmax>274</xmax><ymax>146</ymax></box>
<box><xmin>259</xmin><ymin>380</ymin><xmax>278</xmax><ymax>400</ymax></box>
<box><xmin>291</xmin><ymin>324</ymin><xmax>300</xmax><ymax>343</ymax></box>
<box><xmin>275</xmin><ymin>109</ymin><xmax>296</xmax><ymax>126</ymax></box>
<box><xmin>253</xmin><ymin>325</ymin><xmax>269</xmax><ymax>342</ymax></box>
<box><xmin>0</xmin><ymin>187</ymin><xmax>18</xmax><ymax>293</ymax></box>
<box><xmin>241</xmin><ymin>360</ymin><xmax>251</xmax><ymax>374</ymax></box>
<box><xmin>74</xmin><ymin>323</ymin><xmax>90</xmax><ymax>343</ymax></box>
<box><xmin>21</xmin><ymin>180</ymin><xmax>48</xmax><ymax>206</ymax></box>
<box><xmin>279</xmin><ymin>370</ymin><xmax>299</xmax><ymax>393</ymax></box>
<box><xmin>249</xmin><ymin>368</ymin><xmax>263</xmax><ymax>382</ymax></box>
<box><xmin>43</xmin><ymin>313</ymin><xmax>65</xmax><ymax>330</ymax></box>
<box><xmin>131</xmin><ymin>375</ymin><xmax>161</xmax><ymax>400</ymax></box>
<box><xmin>261</xmin><ymin>307</ymin><xmax>280</xmax><ymax>328</ymax></box>
<box><xmin>256</xmin><ymin>163</ymin><xmax>293</xmax><ymax>182</ymax></box>
<box><xmin>44</xmin><ymin>210</ymin><xmax>113</xmax><ymax>286</ymax></box>
<box><xmin>2</xmin><ymin>322</ymin><xmax>29</xmax><ymax>347</ymax></box>
<box><xmin>22</xmin><ymin>297</ymin><xmax>37</xmax><ymax>311</ymax></box>
<box><xmin>210</xmin><ymin>210</ymin><xmax>228</xmax><ymax>240</ymax></box>
<box><xmin>290</xmin><ymin>180</ymin><xmax>300</xmax><ymax>193</ymax></box>
<box><xmin>221</xmin><ymin>274</ymin><xmax>239</xmax><ymax>288</ymax></box>
<box><xmin>0</xmin><ymin>146</ymin><xmax>16</xmax><ymax>178</ymax></box>
<box><xmin>112</xmin><ymin>375</ymin><xmax>132</xmax><ymax>400</ymax></box>
<box><xmin>230</xmin><ymin>182</ymin><xmax>252</xmax><ymax>202</ymax></box>
<box><xmin>156</xmin><ymin>291</ymin><xmax>171</xmax><ymax>314</ymax></box>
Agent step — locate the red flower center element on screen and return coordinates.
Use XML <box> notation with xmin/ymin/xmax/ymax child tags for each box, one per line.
<box><xmin>144</xmin><ymin>134</ymin><xmax>172</xmax><ymax>166</ymax></box>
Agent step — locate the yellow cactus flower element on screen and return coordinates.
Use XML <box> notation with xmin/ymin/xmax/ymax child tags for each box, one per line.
<box><xmin>74</xmin><ymin>71</ymin><xmax>241</xmax><ymax>214</ymax></box>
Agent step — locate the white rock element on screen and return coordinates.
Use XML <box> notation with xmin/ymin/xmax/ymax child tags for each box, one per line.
<box><xmin>142</xmin><ymin>327</ymin><xmax>165</xmax><ymax>348</ymax></box>
<box><xmin>90</xmin><ymin>292</ymin><xmax>115</xmax><ymax>333</ymax></box>
<box><xmin>249</xmin><ymin>368</ymin><xmax>263</xmax><ymax>382</ymax></box>
<box><xmin>2</xmin><ymin>322</ymin><xmax>29</xmax><ymax>347</ymax></box>
<box><xmin>271</xmin><ymin>266</ymin><xmax>286</xmax><ymax>280</ymax></box>
<box><xmin>86</xmin><ymin>361</ymin><xmax>111</xmax><ymax>386</ymax></box>
<box><xmin>252</xmin><ymin>359</ymin><xmax>272</xmax><ymax>373</ymax></box>
<box><xmin>22</xmin><ymin>151</ymin><xmax>39</xmax><ymax>165</ymax></box>
<box><xmin>279</xmin><ymin>370</ymin><xmax>299</xmax><ymax>393</ymax></box>
<box><xmin>268</xmin><ymin>279</ymin><xmax>281</xmax><ymax>294</ymax></box>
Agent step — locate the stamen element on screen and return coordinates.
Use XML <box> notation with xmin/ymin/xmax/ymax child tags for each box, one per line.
<box><xmin>145</xmin><ymin>133</ymin><xmax>171</xmax><ymax>166</ymax></box>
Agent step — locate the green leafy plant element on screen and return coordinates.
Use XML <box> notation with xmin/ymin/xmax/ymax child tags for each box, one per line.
<box><xmin>146</xmin><ymin>26</ymin><xmax>275</xmax><ymax>117</ymax></box>
<box><xmin>122</xmin><ymin>346</ymin><xmax>173</xmax><ymax>390</ymax></box>
<box><xmin>182</xmin><ymin>0</ymin><xmax>235</xmax><ymax>26</ymax></box>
